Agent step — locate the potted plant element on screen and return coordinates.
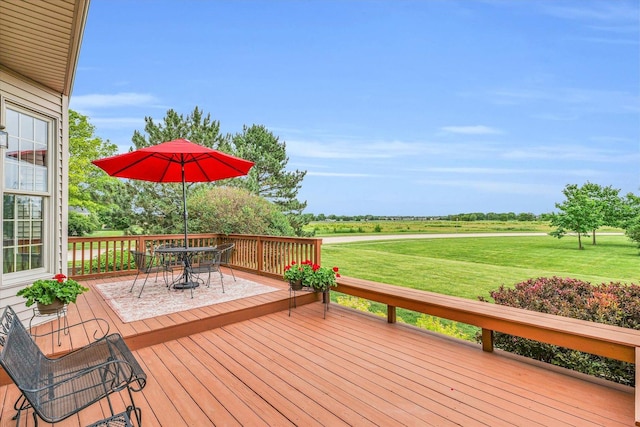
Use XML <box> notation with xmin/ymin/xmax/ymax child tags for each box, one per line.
<box><xmin>284</xmin><ymin>260</ymin><xmax>340</xmax><ymax>292</ymax></box>
<box><xmin>283</xmin><ymin>260</ymin><xmax>306</xmax><ymax>290</ymax></box>
<box><xmin>17</xmin><ymin>273</ymin><xmax>89</xmax><ymax>314</ymax></box>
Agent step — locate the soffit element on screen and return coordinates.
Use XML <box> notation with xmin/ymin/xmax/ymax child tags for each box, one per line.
<box><xmin>0</xmin><ymin>0</ymin><xmax>90</xmax><ymax>96</ymax></box>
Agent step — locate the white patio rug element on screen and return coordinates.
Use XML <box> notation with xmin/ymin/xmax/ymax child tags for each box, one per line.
<box><xmin>95</xmin><ymin>275</ymin><xmax>280</xmax><ymax>323</ymax></box>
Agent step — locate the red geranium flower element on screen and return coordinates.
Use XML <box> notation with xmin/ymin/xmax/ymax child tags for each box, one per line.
<box><xmin>282</xmin><ymin>259</ymin><xmax>339</xmax><ymax>291</ymax></box>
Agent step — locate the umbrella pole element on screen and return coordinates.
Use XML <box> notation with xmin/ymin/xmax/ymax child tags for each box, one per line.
<box><xmin>180</xmin><ymin>162</ymin><xmax>194</xmax><ymax>289</ymax></box>
<box><xmin>181</xmin><ymin>163</ymin><xmax>189</xmax><ymax>249</ymax></box>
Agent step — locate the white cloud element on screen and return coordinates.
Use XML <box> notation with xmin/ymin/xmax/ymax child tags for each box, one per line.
<box><xmin>487</xmin><ymin>87</ymin><xmax>640</xmax><ymax>114</ymax></box>
<box><xmin>416</xmin><ymin>178</ymin><xmax>557</xmax><ymax>195</ymax></box>
<box><xmin>70</xmin><ymin>92</ymin><xmax>158</xmax><ymax>109</ymax></box>
<box><xmin>502</xmin><ymin>144</ymin><xmax>638</xmax><ymax>163</ymax></box>
<box><xmin>541</xmin><ymin>2</ymin><xmax>639</xmax><ymax>25</ymax></box>
<box><xmin>90</xmin><ymin>117</ymin><xmax>146</xmax><ymax>129</ymax></box>
<box><xmin>420</xmin><ymin>166</ymin><xmax>602</xmax><ymax>177</ymax></box>
<box><xmin>286</xmin><ymin>138</ymin><xmax>433</xmax><ymax>159</ymax></box>
<box><xmin>440</xmin><ymin>125</ymin><xmax>504</xmax><ymax>135</ymax></box>
<box><xmin>307</xmin><ymin>171</ymin><xmax>374</xmax><ymax>177</ymax></box>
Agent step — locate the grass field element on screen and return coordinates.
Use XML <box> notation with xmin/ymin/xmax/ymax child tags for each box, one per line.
<box><xmin>321</xmin><ymin>234</ymin><xmax>638</xmax><ymax>338</ymax></box>
<box><xmin>306</xmin><ymin>219</ymin><xmax>555</xmax><ymax>236</ymax></box>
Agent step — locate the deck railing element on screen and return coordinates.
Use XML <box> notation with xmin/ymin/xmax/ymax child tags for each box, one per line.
<box><xmin>334</xmin><ymin>275</ymin><xmax>640</xmax><ymax>426</ymax></box>
<box><xmin>68</xmin><ymin>233</ymin><xmax>323</xmax><ymax>281</ymax></box>
<box><xmin>61</xmin><ymin>236</ymin><xmax>640</xmax><ymax>424</ymax></box>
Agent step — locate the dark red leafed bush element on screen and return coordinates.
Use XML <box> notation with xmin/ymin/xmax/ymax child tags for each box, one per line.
<box><xmin>478</xmin><ymin>277</ymin><xmax>639</xmax><ymax>386</ymax></box>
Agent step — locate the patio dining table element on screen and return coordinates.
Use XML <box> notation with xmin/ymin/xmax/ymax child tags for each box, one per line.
<box><xmin>154</xmin><ymin>246</ymin><xmax>217</xmax><ymax>289</ymax></box>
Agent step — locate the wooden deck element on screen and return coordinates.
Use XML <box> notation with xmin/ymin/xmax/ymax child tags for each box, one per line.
<box><xmin>0</xmin><ymin>271</ymin><xmax>635</xmax><ymax>426</ymax></box>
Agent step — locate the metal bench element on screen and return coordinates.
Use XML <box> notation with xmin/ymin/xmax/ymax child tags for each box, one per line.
<box><xmin>0</xmin><ymin>305</ymin><xmax>146</xmax><ymax>426</ymax></box>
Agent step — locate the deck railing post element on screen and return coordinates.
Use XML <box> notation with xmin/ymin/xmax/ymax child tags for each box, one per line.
<box><xmin>314</xmin><ymin>238</ymin><xmax>322</xmax><ymax>265</ymax></box>
<box><xmin>257</xmin><ymin>236</ymin><xmax>264</xmax><ymax>274</ymax></box>
<box><xmin>388</xmin><ymin>305</ymin><xmax>396</xmax><ymax>323</ymax></box>
<box><xmin>635</xmin><ymin>346</ymin><xmax>639</xmax><ymax>426</ymax></box>
<box><xmin>481</xmin><ymin>328</ymin><xmax>494</xmax><ymax>352</ymax></box>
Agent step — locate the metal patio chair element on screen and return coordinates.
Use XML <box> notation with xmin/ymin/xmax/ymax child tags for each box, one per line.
<box><xmin>0</xmin><ymin>305</ymin><xmax>146</xmax><ymax>427</ymax></box>
<box><xmin>154</xmin><ymin>243</ymin><xmax>184</xmax><ymax>286</ymax></box>
<box><xmin>129</xmin><ymin>250</ymin><xmax>166</xmax><ymax>298</ymax></box>
<box><xmin>217</xmin><ymin>243</ymin><xmax>236</xmax><ymax>281</ymax></box>
<box><xmin>191</xmin><ymin>248</ymin><xmax>224</xmax><ymax>293</ymax></box>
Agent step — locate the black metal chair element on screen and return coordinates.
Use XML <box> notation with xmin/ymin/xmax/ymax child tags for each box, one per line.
<box><xmin>191</xmin><ymin>249</ymin><xmax>224</xmax><ymax>293</ymax></box>
<box><xmin>217</xmin><ymin>243</ymin><xmax>236</xmax><ymax>281</ymax></box>
<box><xmin>154</xmin><ymin>243</ymin><xmax>184</xmax><ymax>286</ymax></box>
<box><xmin>129</xmin><ymin>250</ymin><xmax>166</xmax><ymax>298</ymax></box>
<box><xmin>0</xmin><ymin>305</ymin><xmax>146</xmax><ymax>427</ymax></box>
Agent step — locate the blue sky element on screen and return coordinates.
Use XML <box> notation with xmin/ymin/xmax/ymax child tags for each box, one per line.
<box><xmin>70</xmin><ymin>0</ymin><xmax>640</xmax><ymax>216</ymax></box>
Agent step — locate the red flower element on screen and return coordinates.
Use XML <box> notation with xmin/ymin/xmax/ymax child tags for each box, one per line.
<box><xmin>54</xmin><ymin>273</ymin><xmax>67</xmax><ymax>283</ymax></box>
<box><xmin>283</xmin><ymin>259</ymin><xmax>339</xmax><ymax>290</ymax></box>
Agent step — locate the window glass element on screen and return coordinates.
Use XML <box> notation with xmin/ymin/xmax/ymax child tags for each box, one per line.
<box><xmin>31</xmin><ymin>246</ymin><xmax>43</xmax><ymax>269</ymax></box>
<box><xmin>34</xmin><ymin>120</ymin><xmax>47</xmax><ymax>144</ymax></box>
<box><xmin>5</xmin><ymin>110</ymin><xmax>49</xmax><ymax>192</ymax></box>
<box><xmin>3</xmin><ymin>195</ymin><xmax>45</xmax><ymax>273</ymax></box>
<box><xmin>5</xmin><ymin>110</ymin><xmax>18</xmax><ymax>130</ymax></box>
<box><xmin>3</xmin><ymin>248</ymin><xmax>14</xmax><ymax>274</ymax></box>
<box><xmin>3</xmin><ymin>107</ymin><xmax>50</xmax><ymax>275</ymax></box>
<box><xmin>3</xmin><ymin>194</ymin><xmax>14</xmax><ymax>219</ymax></box>
<box><xmin>20</xmin><ymin>115</ymin><xmax>34</xmax><ymax>141</ymax></box>
<box><xmin>3</xmin><ymin>221</ymin><xmax>14</xmax><ymax>247</ymax></box>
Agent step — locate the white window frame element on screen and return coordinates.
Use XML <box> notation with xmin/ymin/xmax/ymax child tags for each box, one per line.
<box><xmin>2</xmin><ymin>103</ymin><xmax>55</xmax><ymax>284</ymax></box>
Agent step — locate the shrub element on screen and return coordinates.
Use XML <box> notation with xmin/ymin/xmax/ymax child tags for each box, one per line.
<box><xmin>416</xmin><ymin>315</ymin><xmax>469</xmax><ymax>340</ymax></box>
<box><xmin>83</xmin><ymin>250</ymin><xmax>136</xmax><ymax>274</ymax></box>
<box><xmin>479</xmin><ymin>277</ymin><xmax>639</xmax><ymax>385</ymax></box>
<box><xmin>68</xmin><ymin>211</ymin><xmax>100</xmax><ymax>236</ymax></box>
<box><xmin>335</xmin><ymin>295</ymin><xmax>470</xmax><ymax>339</ymax></box>
<box><xmin>187</xmin><ymin>186</ymin><xmax>295</xmax><ymax>236</ymax></box>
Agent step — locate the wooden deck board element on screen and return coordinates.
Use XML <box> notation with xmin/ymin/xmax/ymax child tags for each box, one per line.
<box><xmin>0</xmin><ymin>272</ymin><xmax>635</xmax><ymax>426</ymax></box>
<box><xmin>261</xmin><ymin>308</ymin><xmax>548</xmax><ymax>426</ymax></box>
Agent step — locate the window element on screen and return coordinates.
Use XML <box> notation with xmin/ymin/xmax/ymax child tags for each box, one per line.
<box><xmin>3</xmin><ymin>107</ymin><xmax>50</xmax><ymax>274</ymax></box>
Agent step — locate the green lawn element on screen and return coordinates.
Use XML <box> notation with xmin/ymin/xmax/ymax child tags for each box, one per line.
<box><xmin>306</xmin><ymin>219</ymin><xmax>555</xmax><ymax>236</ymax></box>
<box><xmin>85</xmin><ymin>230</ymin><xmax>125</xmax><ymax>238</ymax></box>
<box><xmin>321</xmin><ymin>234</ymin><xmax>638</xmax><ymax>337</ymax></box>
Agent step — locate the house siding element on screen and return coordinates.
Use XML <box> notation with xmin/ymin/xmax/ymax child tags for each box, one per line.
<box><xmin>0</xmin><ymin>65</ymin><xmax>67</xmax><ymax>322</ymax></box>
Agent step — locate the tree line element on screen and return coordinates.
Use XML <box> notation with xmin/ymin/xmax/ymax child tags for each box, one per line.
<box><xmin>68</xmin><ymin>107</ymin><xmax>309</xmax><ymax>237</ymax></box>
<box><xmin>310</xmin><ymin>212</ymin><xmax>540</xmax><ymax>222</ymax></box>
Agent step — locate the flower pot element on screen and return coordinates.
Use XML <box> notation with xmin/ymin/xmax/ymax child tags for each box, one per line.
<box><xmin>37</xmin><ymin>298</ymin><xmax>64</xmax><ymax>314</ymax></box>
<box><xmin>290</xmin><ymin>280</ymin><xmax>303</xmax><ymax>290</ymax></box>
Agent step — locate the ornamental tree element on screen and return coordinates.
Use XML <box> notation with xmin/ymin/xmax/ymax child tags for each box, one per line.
<box><xmin>549</xmin><ymin>183</ymin><xmax>603</xmax><ymax>249</ymax></box>
<box><xmin>623</xmin><ymin>193</ymin><xmax>640</xmax><ymax>250</ymax></box>
<box><xmin>581</xmin><ymin>182</ymin><xmax>623</xmax><ymax>245</ymax></box>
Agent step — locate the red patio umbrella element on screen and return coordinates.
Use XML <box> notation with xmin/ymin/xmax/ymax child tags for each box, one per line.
<box><xmin>91</xmin><ymin>138</ymin><xmax>254</xmax><ymax>248</ymax></box>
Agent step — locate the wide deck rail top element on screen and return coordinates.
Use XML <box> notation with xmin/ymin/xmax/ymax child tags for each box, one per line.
<box><xmin>335</xmin><ymin>275</ymin><xmax>640</xmax><ymax>426</ymax></box>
